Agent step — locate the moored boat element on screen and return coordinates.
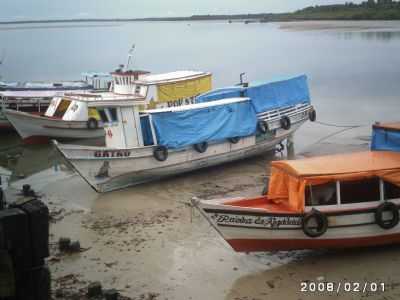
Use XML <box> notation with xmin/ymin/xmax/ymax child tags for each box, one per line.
<box><xmin>54</xmin><ymin>74</ymin><xmax>315</xmax><ymax>192</ymax></box>
<box><xmin>194</xmin><ymin>122</ymin><xmax>400</xmax><ymax>252</ymax></box>
<box><xmin>0</xmin><ymin>72</ymin><xmax>111</xmax><ymax>130</ymax></box>
<box><xmin>4</xmin><ymin>69</ymin><xmax>212</xmax><ymax>143</ymax></box>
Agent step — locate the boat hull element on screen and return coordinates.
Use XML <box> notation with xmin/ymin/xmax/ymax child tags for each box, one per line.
<box><xmin>55</xmin><ymin>122</ymin><xmax>304</xmax><ymax>192</ymax></box>
<box><xmin>196</xmin><ymin>198</ymin><xmax>400</xmax><ymax>252</ymax></box>
<box><xmin>4</xmin><ymin>109</ymin><xmax>104</xmax><ymax>143</ymax></box>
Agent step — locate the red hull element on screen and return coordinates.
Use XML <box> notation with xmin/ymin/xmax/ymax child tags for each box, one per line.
<box><xmin>228</xmin><ymin>234</ymin><xmax>400</xmax><ymax>252</ymax></box>
<box><xmin>22</xmin><ymin>136</ymin><xmax>50</xmax><ymax>145</ymax></box>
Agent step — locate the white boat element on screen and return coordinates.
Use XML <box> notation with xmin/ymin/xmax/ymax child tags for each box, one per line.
<box><xmin>54</xmin><ymin>75</ymin><xmax>316</xmax><ymax>193</ymax></box>
<box><xmin>0</xmin><ymin>166</ymin><xmax>12</xmax><ymax>190</ymax></box>
<box><xmin>0</xmin><ymin>72</ymin><xmax>111</xmax><ymax>130</ymax></box>
<box><xmin>193</xmin><ymin>123</ymin><xmax>400</xmax><ymax>252</ymax></box>
<box><xmin>4</xmin><ymin>69</ymin><xmax>213</xmax><ymax>143</ymax></box>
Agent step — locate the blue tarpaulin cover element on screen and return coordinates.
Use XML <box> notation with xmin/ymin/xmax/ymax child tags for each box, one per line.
<box><xmin>196</xmin><ymin>75</ymin><xmax>310</xmax><ymax>114</ymax></box>
<box><xmin>150</xmin><ymin>100</ymin><xmax>257</xmax><ymax>149</ymax></box>
<box><xmin>371</xmin><ymin>124</ymin><xmax>400</xmax><ymax>152</ymax></box>
<box><xmin>140</xmin><ymin>115</ymin><xmax>154</xmax><ymax>146</ymax></box>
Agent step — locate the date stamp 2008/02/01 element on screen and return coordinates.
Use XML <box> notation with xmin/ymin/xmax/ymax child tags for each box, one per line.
<box><xmin>301</xmin><ymin>281</ymin><xmax>386</xmax><ymax>294</ymax></box>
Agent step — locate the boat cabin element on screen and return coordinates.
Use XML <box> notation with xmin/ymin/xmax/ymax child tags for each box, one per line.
<box><xmin>111</xmin><ymin>70</ymin><xmax>212</xmax><ymax>109</ymax></box>
<box><xmin>266</xmin><ymin>151</ymin><xmax>400</xmax><ymax>212</ymax></box>
<box><xmin>44</xmin><ymin>93</ymin><xmax>102</xmax><ymax>122</ymax></box>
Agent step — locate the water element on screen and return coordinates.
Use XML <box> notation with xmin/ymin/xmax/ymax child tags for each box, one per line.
<box><xmin>1</xmin><ymin>20</ymin><xmax>399</xmax><ymax>172</ymax></box>
<box><xmin>1</xmin><ymin>20</ymin><xmax>400</xmax><ymax>300</ymax></box>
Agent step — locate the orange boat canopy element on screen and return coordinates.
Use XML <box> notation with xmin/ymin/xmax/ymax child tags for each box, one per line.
<box><xmin>267</xmin><ymin>151</ymin><xmax>400</xmax><ymax>212</ymax></box>
<box><xmin>373</xmin><ymin>122</ymin><xmax>400</xmax><ymax>132</ymax></box>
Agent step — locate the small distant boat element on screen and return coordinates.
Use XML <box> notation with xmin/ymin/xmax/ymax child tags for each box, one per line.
<box><xmin>54</xmin><ymin>74</ymin><xmax>315</xmax><ymax>192</ymax></box>
<box><xmin>0</xmin><ymin>80</ymin><xmax>92</xmax><ymax>91</ymax></box>
<box><xmin>4</xmin><ymin>69</ymin><xmax>213</xmax><ymax>143</ymax></box>
<box><xmin>194</xmin><ymin>122</ymin><xmax>400</xmax><ymax>252</ymax></box>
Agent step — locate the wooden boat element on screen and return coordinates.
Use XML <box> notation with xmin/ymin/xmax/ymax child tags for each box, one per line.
<box><xmin>0</xmin><ymin>79</ymin><xmax>93</xmax><ymax>91</ymax></box>
<box><xmin>4</xmin><ymin>70</ymin><xmax>212</xmax><ymax>143</ymax></box>
<box><xmin>0</xmin><ymin>73</ymin><xmax>111</xmax><ymax>130</ymax></box>
<box><xmin>54</xmin><ymin>75</ymin><xmax>315</xmax><ymax>193</ymax></box>
<box><xmin>194</xmin><ymin>123</ymin><xmax>400</xmax><ymax>252</ymax></box>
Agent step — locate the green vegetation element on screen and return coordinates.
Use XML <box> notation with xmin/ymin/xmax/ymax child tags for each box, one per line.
<box><xmin>286</xmin><ymin>0</ymin><xmax>400</xmax><ymax>21</ymax></box>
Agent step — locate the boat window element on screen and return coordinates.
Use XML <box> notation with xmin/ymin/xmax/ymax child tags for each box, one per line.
<box><xmin>135</xmin><ymin>85</ymin><xmax>141</xmax><ymax>94</ymax></box>
<box><xmin>305</xmin><ymin>182</ymin><xmax>337</xmax><ymax>206</ymax></box>
<box><xmin>97</xmin><ymin>108</ymin><xmax>109</xmax><ymax>123</ymax></box>
<box><xmin>340</xmin><ymin>177</ymin><xmax>380</xmax><ymax>204</ymax></box>
<box><xmin>384</xmin><ymin>181</ymin><xmax>400</xmax><ymax>200</ymax></box>
<box><xmin>108</xmin><ymin>108</ymin><xmax>118</xmax><ymax>122</ymax></box>
<box><xmin>53</xmin><ymin>99</ymin><xmax>71</xmax><ymax>118</ymax></box>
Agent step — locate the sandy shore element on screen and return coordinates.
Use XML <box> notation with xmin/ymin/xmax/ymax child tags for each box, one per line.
<box><xmin>5</xmin><ymin>123</ymin><xmax>399</xmax><ymax>299</ymax></box>
<box><xmin>279</xmin><ymin>20</ymin><xmax>400</xmax><ymax>32</ymax></box>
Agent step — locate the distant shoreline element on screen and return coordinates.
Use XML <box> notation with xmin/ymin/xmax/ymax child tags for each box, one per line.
<box><xmin>2</xmin><ymin>3</ymin><xmax>400</xmax><ymax>25</ymax></box>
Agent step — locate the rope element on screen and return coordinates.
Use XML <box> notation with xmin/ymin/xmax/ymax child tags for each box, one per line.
<box><xmin>315</xmin><ymin>120</ymin><xmax>367</xmax><ymax>128</ymax></box>
<box><xmin>301</xmin><ymin>120</ymin><xmax>370</xmax><ymax>151</ymax></box>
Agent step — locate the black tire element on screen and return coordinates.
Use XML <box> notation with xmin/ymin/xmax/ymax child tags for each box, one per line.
<box><xmin>228</xmin><ymin>137</ymin><xmax>240</xmax><ymax>144</ymax></box>
<box><xmin>153</xmin><ymin>146</ymin><xmax>168</xmax><ymax>161</ymax></box>
<box><xmin>87</xmin><ymin>118</ymin><xmax>99</xmax><ymax>130</ymax></box>
<box><xmin>375</xmin><ymin>202</ymin><xmax>399</xmax><ymax>230</ymax></box>
<box><xmin>280</xmin><ymin>116</ymin><xmax>291</xmax><ymax>130</ymax></box>
<box><xmin>194</xmin><ymin>142</ymin><xmax>208</xmax><ymax>153</ymax></box>
<box><xmin>302</xmin><ymin>209</ymin><xmax>328</xmax><ymax>238</ymax></box>
<box><xmin>309</xmin><ymin>109</ymin><xmax>317</xmax><ymax>122</ymax></box>
<box><xmin>257</xmin><ymin>120</ymin><xmax>268</xmax><ymax>134</ymax></box>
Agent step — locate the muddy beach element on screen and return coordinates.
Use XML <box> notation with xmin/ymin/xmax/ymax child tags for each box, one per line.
<box><xmin>4</xmin><ymin>122</ymin><xmax>399</xmax><ymax>300</ymax></box>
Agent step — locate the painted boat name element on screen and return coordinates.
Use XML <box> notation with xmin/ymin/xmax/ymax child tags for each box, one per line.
<box><xmin>94</xmin><ymin>150</ymin><xmax>131</xmax><ymax>158</ymax></box>
<box><xmin>212</xmin><ymin>213</ymin><xmax>301</xmax><ymax>228</ymax></box>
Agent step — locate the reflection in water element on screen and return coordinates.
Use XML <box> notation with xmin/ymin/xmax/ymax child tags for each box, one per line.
<box><xmin>337</xmin><ymin>30</ymin><xmax>400</xmax><ymax>42</ymax></box>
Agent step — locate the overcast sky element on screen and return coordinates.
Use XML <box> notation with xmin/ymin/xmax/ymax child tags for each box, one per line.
<box><xmin>2</xmin><ymin>0</ymin><xmax>363</xmax><ymax>21</ymax></box>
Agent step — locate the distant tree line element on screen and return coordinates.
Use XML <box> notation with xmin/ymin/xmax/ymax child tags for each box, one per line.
<box><xmin>288</xmin><ymin>0</ymin><xmax>400</xmax><ymax>20</ymax></box>
<box><xmin>1</xmin><ymin>1</ymin><xmax>400</xmax><ymax>25</ymax></box>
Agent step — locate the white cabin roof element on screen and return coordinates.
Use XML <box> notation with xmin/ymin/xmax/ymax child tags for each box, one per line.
<box><xmin>136</xmin><ymin>71</ymin><xmax>211</xmax><ymax>85</ymax></box>
<box><xmin>144</xmin><ymin>97</ymin><xmax>250</xmax><ymax>114</ymax></box>
<box><xmin>61</xmin><ymin>92</ymin><xmax>146</xmax><ymax>107</ymax></box>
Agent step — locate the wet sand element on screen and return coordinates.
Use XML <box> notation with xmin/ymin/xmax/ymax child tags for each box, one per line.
<box><xmin>4</xmin><ymin>123</ymin><xmax>398</xmax><ymax>299</ymax></box>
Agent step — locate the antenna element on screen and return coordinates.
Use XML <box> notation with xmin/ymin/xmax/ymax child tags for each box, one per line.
<box><xmin>239</xmin><ymin>72</ymin><xmax>245</xmax><ymax>85</ymax></box>
<box><xmin>126</xmin><ymin>44</ymin><xmax>135</xmax><ymax>71</ymax></box>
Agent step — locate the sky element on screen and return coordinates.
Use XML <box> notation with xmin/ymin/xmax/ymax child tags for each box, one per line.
<box><xmin>2</xmin><ymin>0</ymin><xmax>363</xmax><ymax>21</ymax></box>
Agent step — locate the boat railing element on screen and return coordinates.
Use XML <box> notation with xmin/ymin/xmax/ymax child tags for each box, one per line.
<box><xmin>258</xmin><ymin>103</ymin><xmax>311</xmax><ymax>122</ymax></box>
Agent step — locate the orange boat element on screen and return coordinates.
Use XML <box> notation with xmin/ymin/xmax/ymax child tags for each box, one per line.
<box><xmin>194</xmin><ymin>126</ymin><xmax>400</xmax><ymax>252</ymax></box>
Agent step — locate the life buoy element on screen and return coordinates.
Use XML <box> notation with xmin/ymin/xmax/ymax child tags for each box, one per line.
<box><xmin>280</xmin><ymin>116</ymin><xmax>291</xmax><ymax>130</ymax></box>
<box><xmin>194</xmin><ymin>142</ymin><xmax>208</xmax><ymax>153</ymax></box>
<box><xmin>258</xmin><ymin>120</ymin><xmax>268</xmax><ymax>134</ymax></box>
<box><xmin>309</xmin><ymin>109</ymin><xmax>317</xmax><ymax>122</ymax></box>
<box><xmin>302</xmin><ymin>209</ymin><xmax>328</xmax><ymax>238</ymax></box>
<box><xmin>153</xmin><ymin>146</ymin><xmax>168</xmax><ymax>162</ymax></box>
<box><xmin>375</xmin><ymin>201</ymin><xmax>399</xmax><ymax>230</ymax></box>
<box><xmin>87</xmin><ymin>118</ymin><xmax>99</xmax><ymax>130</ymax></box>
<box><xmin>228</xmin><ymin>137</ymin><xmax>240</xmax><ymax>144</ymax></box>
